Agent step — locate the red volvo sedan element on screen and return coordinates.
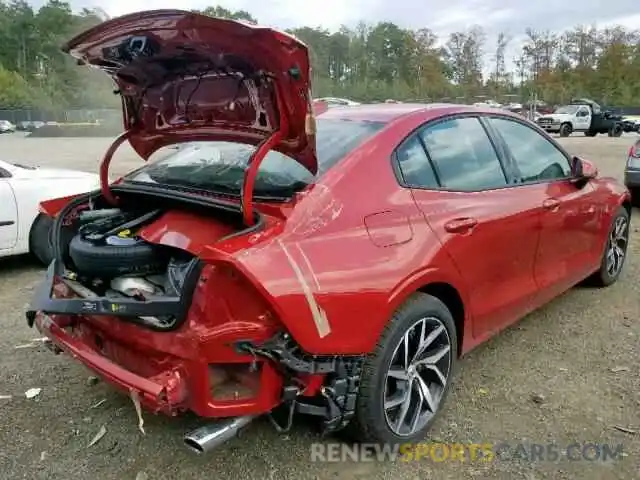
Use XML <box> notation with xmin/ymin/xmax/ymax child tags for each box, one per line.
<box><xmin>26</xmin><ymin>10</ymin><xmax>632</xmax><ymax>453</ymax></box>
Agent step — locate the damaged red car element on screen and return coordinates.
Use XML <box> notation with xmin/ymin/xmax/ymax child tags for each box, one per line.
<box><xmin>27</xmin><ymin>9</ymin><xmax>632</xmax><ymax>453</ymax></box>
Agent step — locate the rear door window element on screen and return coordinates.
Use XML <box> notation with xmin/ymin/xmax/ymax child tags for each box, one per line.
<box><xmin>419</xmin><ymin>117</ymin><xmax>507</xmax><ymax>191</ymax></box>
<box><xmin>395</xmin><ymin>135</ymin><xmax>439</xmax><ymax>188</ymax></box>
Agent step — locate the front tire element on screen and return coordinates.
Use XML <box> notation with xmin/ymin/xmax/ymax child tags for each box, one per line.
<box><xmin>559</xmin><ymin>123</ymin><xmax>572</xmax><ymax>137</ymax></box>
<box><xmin>347</xmin><ymin>293</ymin><xmax>458</xmax><ymax>443</ymax></box>
<box><xmin>587</xmin><ymin>207</ymin><xmax>630</xmax><ymax>287</ymax></box>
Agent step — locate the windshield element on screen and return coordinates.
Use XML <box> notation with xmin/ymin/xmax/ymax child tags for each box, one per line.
<box><xmin>553</xmin><ymin>105</ymin><xmax>579</xmax><ymax>115</ymax></box>
<box><xmin>123</xmin><ymin>118</ymin><xmax>385</xmax><ymax>198</ymax></box>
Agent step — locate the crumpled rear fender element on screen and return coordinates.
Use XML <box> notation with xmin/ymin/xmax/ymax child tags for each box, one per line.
<box><xmin>39</xmin><ymin>193</ymin><xmax>88</xmax><ymax>218</ymax></box>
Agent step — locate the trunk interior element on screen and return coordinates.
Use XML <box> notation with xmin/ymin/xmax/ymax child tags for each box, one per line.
<box><xmin>50</xmin><ymin>187</ymin><xmax>260</xmax><ymax>330</ymax></box>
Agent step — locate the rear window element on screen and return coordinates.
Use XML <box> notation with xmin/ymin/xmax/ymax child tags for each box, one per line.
<box><xmin>124</xmin><ymin>118</ymin><xmax>384</xmax><ymax>197</ymax></box>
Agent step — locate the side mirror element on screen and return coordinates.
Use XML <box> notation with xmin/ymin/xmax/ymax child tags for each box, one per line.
<box><xmin>571</xmin><ymin>156</ymin><xmax>598</xmax><ymax>181</ymax></box>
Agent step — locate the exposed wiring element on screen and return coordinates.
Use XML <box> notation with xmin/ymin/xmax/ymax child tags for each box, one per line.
<box><xmin>228</xmin><ymin>74</ymin><xmax>246</xmax><ymax>111</ymax></box>
<box><xmin>183</xmin><ymin>73</ymin><xmax>204</xmax><ymax>122</ymax></box>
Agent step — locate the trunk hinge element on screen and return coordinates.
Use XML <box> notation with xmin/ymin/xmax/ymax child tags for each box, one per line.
<box><xmin>100</xmin><ymin>130</ymin><xmax>133</xmax><ymax>205</ymax></box>
<box><xmin>240</xmin><ymin>81</ymin><xmax>291</xmax><ymax>226</ymax></box>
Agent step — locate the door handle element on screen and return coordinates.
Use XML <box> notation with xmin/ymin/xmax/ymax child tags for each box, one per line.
<box><xmin>542</xmin><ymin>198</ymin><xmax>560</xmax><ymax>211</ymax></box>
<box><xmin>444</xmin><ymin>217</ymin><xmax>478</xmax><ymax>233</ymax></box>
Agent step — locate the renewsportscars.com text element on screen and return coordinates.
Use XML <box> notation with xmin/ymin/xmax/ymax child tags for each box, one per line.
<box><xmin>310</xmin><ymin>442</ymin><xmax>625</xmax><ymax>463</ymax></box>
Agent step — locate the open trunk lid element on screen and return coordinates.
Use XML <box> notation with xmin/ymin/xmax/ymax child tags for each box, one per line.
<box><xmin>63</xmin><ymin>9</ymin><xmax>317</xmax><ymax>174</ymax></box>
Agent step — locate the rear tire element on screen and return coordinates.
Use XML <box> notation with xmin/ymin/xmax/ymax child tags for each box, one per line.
<box><xmin>346</xmin><ymin>293</ymin><xmax>458</xmax><ymax>444</ymax></box>
<box><xmin>607</xmin><ymin>125</ymin><xmax>623</xmax><ymax>137</ymax></box>
<box><xmin>609</xmin><ymin>124</ymin><xmax>623</xmax><ymax>137</ymax></box>
<box><xmin>586</xmin><ymin>207</ymin><xmax>630</xmax><ymax>287</ymax></box>
<box><xmin>29</xmin><ymin>214</ymin><xmax>54</xmax><ymax>266</ymax></box>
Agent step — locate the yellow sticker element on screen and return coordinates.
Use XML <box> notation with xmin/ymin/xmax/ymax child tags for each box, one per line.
<box><xmin>117</xmin><ymin>229</ymin><xmax>131</xmax><ymax>238</ymax></box>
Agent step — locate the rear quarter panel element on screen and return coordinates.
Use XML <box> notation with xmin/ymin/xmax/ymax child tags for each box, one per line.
<box><xmin>209</xmin><ymin>115</ymin><xmax>470</xmax><ymax>355</ymax></box>
<box><xmin>587</xmin><ymin>176</ymin><xmax>631</xmax><ymax>257</ymax></box>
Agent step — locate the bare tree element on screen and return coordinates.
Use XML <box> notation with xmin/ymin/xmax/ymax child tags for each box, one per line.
<box><xmin>444</xmin><ymin>26</ymin><xmax>485</xmax><ymax>94</ymax></box>
<box><xmin>491</xmin><ymin>32</ymin><xmax>511</xmax><ymax>85</ymax></box>
<box><xmin>522</xmin><ymin>28</ymin><xmax>559</xmax><ymax>81</ymax></box>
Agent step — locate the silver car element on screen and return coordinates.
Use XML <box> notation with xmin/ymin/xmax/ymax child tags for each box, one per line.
<box><xmin>624</xmin><ymin>137</ymin><xmax>640</xmax><ymax>206</ymax></box>
<box><xmin>0</xmin><ymin>120</ymin><xmax>16</xmax><ymax>133</ymax></box>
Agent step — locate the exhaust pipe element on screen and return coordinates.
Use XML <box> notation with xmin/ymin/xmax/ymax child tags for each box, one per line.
<box><xmin>184</xmin><ymin>415</ymin><xmax>255</xmax><ymax>454</ymax></box>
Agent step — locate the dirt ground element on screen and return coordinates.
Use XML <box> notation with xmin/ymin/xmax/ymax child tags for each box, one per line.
<box><xmin>0</xmin><ymin>133</ymin><xmax>638</xmax><ymax>480</ymax></box>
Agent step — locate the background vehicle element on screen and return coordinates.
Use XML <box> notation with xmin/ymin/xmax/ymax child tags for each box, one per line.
<box><xmin>0</xmin><ymin>120</ymin><xmax>16</xmax><ymax>133</ymax></box>
<box><xmin>622</xmin><ymin>117</ymin><xmax>640</xmax><ymax>134</ymax></box>
<box><xmin>624</xmin><ymin>138</ymin><xmax>640</xmax><ymax>205</ymax></box>
<box><xmin>16</xmin><ymin>120</ymin><xmax>46</xmax><ymax>132</ymax></box>
<box><xmin>26</xmin><ymin>10</ymin><xmax>632</xmax><ymax>455</ymax></box>
<box><xmin>473</xmin><ymin>100</ymin><xmax>502</xmax><ymax>108</ymax></box>
<box><xmin>0</xmin><ymin>160</ymin><xmax>100</xmax><ymax>263</ymax></box>
<box><xmin>536</xmin><ymin>98</ymin><xmax>624</xmax><ymax>137</ymax></box>
<box><xmin>314</xmin><ymin>97</ymin><xmax>361</xmax><ymax>107</ymax></box>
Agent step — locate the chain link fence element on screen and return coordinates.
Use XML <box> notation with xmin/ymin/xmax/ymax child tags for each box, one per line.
<box><xmin>0</xmin><ymin>108</ymin><xmax>121</xmax><ymax>124</ymax></box>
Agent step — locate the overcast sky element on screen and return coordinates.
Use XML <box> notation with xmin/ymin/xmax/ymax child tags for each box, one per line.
<box><xmin>31</xmin><ymin>0</ymin><xmax>640</xmax><ymax>72</ymax></box>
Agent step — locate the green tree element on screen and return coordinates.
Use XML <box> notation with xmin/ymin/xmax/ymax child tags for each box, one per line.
<box><xmin>1</xmin><ymin>3</ymin><xmax>640</xmax><ymax>110</ymax></box>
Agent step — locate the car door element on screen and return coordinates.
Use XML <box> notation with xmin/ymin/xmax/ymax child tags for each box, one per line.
<box><xmin>486</xmin><ymin>116</ymin><xmax>601</xmax><ymax>303</ymax></box>
<box><xmin>575</xmin><ymin>106</ymin><xmax>591</xmax><ymax>131</ymax></box>
<box><xmin>396</xmin><ymin>115</ymin><xmax>542</xmax><ymax>339</ymax></box>
<box><xmin>0</xmin><ymin>170</ymin><xmax>18</xmax><ymax>251</ymax></box>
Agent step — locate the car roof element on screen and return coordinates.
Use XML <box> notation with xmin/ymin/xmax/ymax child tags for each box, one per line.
<box><xmin>317</xmin><ymin>103</ymin><xmax>515</xmax><ymax>123</ymax></box>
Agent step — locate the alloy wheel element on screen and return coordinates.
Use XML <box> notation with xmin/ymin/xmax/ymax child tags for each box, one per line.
<box><xmin>606</xmin><ymin>216</ymin><xmax>629</xmax><ymax>277</ymax></box>
<box><xmin>383</xmin><ymin>316</ymin><xmax>452</xmax><ymax>436</ymax></box>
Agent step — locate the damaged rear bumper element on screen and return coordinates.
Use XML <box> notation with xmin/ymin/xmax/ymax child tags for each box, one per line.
<box><xmin>33</xmin><ymin>311</ymin><xmax>187</xmax><ymax>413</ymax></box>
<box><xmin>26</xmin><ymin>261</ymin><xmax>186</xmax><ymax>330</ymax></box>
<box><xmin>25</xmin><ymin>261</ymin><xmax>285</xmax><ymax>418</ymax></box>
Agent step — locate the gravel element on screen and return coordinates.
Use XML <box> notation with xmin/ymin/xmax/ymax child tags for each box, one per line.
<box><xmin>0</xmin><ymin>132</ymin><xmax>638</xmax><ymax>480</ymax></box>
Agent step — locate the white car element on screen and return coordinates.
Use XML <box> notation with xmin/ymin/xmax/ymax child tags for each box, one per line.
<box><xmin>0</xmin><ymin>120</ymin><xmax>16</xmax><ymax>133</ymax></box>
<box><xmin>0</xmin><ymin>160</ymin><xmax>101</xmax><ymax>264</ymax></box>
<box><xmin>622</xmin><ymin>116</ymin><xmax>640</xmax><ymax>133</ymax></box>
<box><xmin>314</xmin><ymin>97</ymin><xmax>361</xmax><ymax>108</ymax></box>
<box><xmin>473</xmin><ymin>101</ymin><xmax>503</xmax><ymax>109</ymax></box>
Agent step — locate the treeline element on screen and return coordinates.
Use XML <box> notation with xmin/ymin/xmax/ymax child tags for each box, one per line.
<box><xmin>1</xmin><ymin>2</ymin><xmax>639</xmax><ymax>110</ymax></box>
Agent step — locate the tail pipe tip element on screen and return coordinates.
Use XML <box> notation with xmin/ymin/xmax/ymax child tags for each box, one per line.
<box><xmin>184</xmin><ymin>415</ymin><xmax>256</xmax><ymax>454</ymax></box>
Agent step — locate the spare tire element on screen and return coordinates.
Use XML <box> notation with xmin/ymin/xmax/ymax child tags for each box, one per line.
<box><xmin>68</xmin><ymin>234</ymin><xmax>166</xmax><ymax>277</ymax></box>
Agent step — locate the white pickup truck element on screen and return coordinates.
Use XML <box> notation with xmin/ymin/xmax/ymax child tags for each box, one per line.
<box><xmin>536</xmin><ymin>99</ymin><xmax>623</xmax><ymax>137</ymax></box>
<box><xmin>536</xmin><ymin>104</ymin><xmax>592</xmax><ymax>136</ymax></box>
